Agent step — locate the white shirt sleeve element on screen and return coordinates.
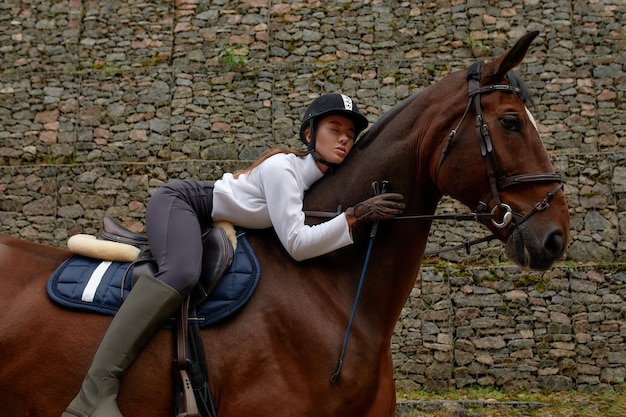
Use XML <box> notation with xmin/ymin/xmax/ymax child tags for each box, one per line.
<box><xmin>257</xmin><ymin>156</ymin><xmax>353</xmax><ymax>261</ymax></box>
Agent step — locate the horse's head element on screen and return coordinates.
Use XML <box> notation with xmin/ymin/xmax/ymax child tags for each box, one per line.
<box><xmin>306</xmin><ymin>32</ymin><xmax>569</xmax><ymax>271</ymax></box>
<box><xmin>429</xmin><ymin>31</ymin><xmax>570</xmax><ymax>270</ymax></box>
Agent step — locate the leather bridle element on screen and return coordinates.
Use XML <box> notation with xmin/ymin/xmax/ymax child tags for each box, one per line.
<box><xmin>433</xmin><ymin>61</ymin><xmax>563</xmax><ymax>234</ymax></box>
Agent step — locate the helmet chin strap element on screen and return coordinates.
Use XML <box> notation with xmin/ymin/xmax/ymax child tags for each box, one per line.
<box><xmin>307</xmin><ymin>119</ymin><xmax>335</xmax><ymax>169</ymax></box>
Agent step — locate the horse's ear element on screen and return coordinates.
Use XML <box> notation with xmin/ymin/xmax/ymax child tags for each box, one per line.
<box><xmin>483</xmin><ymin>31</ymin><xmax>539</xmax><ymax>83</ymax></box>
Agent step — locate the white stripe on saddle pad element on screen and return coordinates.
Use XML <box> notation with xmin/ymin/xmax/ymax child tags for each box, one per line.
<box><xmin>81</xmin><ymin>261</ymin><xmax>112</xmax><ymax>302</ymax></box>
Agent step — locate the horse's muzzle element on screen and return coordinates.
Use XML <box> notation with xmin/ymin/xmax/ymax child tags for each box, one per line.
<box><xmin>505</xmin><ymin>223</ymin><xmax>567</xmax><ymax>270</ymax></box>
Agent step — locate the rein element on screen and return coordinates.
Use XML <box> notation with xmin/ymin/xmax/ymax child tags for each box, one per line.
<box><xmin>305</xmin><ymin>180</ymin><xmax>561</xmax><ymax>257</ymax></box>
<box><xmin>304</xmin><ymin>209</ymin><xmax>500</xmax><ymax>255</ymax></box>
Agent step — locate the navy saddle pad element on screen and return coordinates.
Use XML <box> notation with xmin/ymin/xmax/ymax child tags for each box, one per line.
<box><xmin>47</xmin><ymin>230</ymin><xmax>260</xmax><ymax>328</ymax></box>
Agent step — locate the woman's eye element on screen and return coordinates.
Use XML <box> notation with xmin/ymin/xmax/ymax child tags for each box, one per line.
<box><xmin>500</xmin><ymin>115</ymin><xmax>521</xmax><ymax>131</ymax></box>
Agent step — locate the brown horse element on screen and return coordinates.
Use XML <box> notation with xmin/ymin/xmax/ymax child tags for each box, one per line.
<box><xmin>0</xmin><ymin>32</ymin><xmax>569</xmax><ymax>417</ymax></box>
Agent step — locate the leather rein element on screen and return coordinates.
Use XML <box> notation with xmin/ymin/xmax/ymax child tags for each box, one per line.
<box><xmin>306</xmin><ymin>62</ymin><xmax>564</xmax><ymax>257</ymax></box>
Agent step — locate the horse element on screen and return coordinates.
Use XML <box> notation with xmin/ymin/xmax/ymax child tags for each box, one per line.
<box><xmin>0</xmin><ymin>31</ymin><xmax>569</xmax><ymax>417</ymax></box>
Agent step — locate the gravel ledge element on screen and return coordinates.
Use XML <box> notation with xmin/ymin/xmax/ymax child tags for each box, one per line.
<box><xmin>396</xmin><ymin>399</ymin><xmax>548</xmax><ymax>416</ymax></box>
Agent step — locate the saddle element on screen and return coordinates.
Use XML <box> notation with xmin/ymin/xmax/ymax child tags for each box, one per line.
<box><xmin>97</xmin><ymin>216</ymin><xmax>233</xmax><ymax>417</ymax></box>
<box><xmin>97</xmin><ymin>216</ymin><xmax>235</xmax><ymax>307</ymax></box>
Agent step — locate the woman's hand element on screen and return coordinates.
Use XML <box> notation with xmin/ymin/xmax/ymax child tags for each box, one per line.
<box><xmin>345</xmin><ymin>193</ymin><xmax>405</xmax><ymax>228</ymax></box>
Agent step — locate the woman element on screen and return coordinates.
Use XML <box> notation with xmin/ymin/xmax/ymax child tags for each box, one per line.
<box><xmin>61</xmin><ymin>93</ymin><xmax>405</xmax><ymax>417</ymax></box>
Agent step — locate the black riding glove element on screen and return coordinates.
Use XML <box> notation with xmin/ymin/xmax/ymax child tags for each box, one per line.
<box><xmin>346</xmin><ymin>193</ymin><xmax>405</xmax><ymax>226</ymax></box>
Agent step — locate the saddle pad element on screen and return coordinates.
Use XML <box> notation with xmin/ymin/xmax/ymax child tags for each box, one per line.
<box><xmin>47</xmin><ymin>230</ymin><xmax>260</xmax><ymax>328</ymax></box>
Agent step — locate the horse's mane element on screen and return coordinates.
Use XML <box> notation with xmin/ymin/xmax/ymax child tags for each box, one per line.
<box><xmin>506</xmin><ymin>71</ymin><xmax>535</xmax><ymax>109</ymax></box>
<box><xmin>354</xmin><ymin>90</ymin><xmax>424</xmax><ymax>150</ymax></box>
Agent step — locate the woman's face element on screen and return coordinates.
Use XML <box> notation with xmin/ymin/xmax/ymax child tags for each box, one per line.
<box><xmin>304</xmin><ymin>114</ymin><xmax>356</xmax><ymax>172</ymax></box>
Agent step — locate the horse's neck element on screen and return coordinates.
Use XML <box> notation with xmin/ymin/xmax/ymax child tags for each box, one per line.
<box><xmin>304</xmin><ymin>101</ymin><xmax>443</xmax><ymax>337</ymax></box>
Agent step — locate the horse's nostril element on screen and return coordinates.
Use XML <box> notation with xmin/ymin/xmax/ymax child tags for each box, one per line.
<box><xmin>545</xmin><ymin>231</ymin><xmax>564</xmax><ymax>257</ymax></box>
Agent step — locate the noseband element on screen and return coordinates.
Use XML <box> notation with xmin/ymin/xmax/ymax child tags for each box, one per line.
<box><xmin>434</xmin><ymin>61</ymin><xmax>563</xmax><ymax>232</ymax></box>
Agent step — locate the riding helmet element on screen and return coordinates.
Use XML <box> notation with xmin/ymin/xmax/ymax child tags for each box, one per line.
<box><xmin>299</xmin><ymin>93</ymin><xmax>369</xmax><ymax>145</ymax></box>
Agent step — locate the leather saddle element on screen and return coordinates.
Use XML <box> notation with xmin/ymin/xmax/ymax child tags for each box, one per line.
<box><xmin>97</xmin><ymin>216</ymin><xmax>235</xmax><ymax>307</ymax></box>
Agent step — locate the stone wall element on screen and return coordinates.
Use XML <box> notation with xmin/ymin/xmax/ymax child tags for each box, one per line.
<box><xmin>0</xmin><ymin>0</ymin><xmax>625</xmax><ymax>391</ymax></box>
<box><xmin>394</xmin><ymin>263</ymin><xmax>626</xmax><ymax>392</ymax></box>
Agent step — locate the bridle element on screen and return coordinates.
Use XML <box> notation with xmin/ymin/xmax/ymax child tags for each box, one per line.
<box><xmin>430</xmin><ymin>62</ymin><xmax>563</xmax><ymax>241</ymax></box>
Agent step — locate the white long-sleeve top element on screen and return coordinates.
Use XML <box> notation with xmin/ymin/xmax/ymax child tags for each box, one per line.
<box><xmin>211</xmin><ymin>153</ymin><xmax>353</xmax><ymax>261</ymax></box>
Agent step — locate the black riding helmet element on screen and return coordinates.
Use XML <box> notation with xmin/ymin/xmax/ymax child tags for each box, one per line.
<box><xmin>299</xmin><ymin>93</ymin><xmax>369</xmax><ymax>167</ymax></box>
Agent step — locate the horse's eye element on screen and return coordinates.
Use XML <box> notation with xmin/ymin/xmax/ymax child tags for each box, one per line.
<box><xmin>500</xmin><ymin>115</ymin><xmax>522</xmax><ymax>132</ymax></box>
